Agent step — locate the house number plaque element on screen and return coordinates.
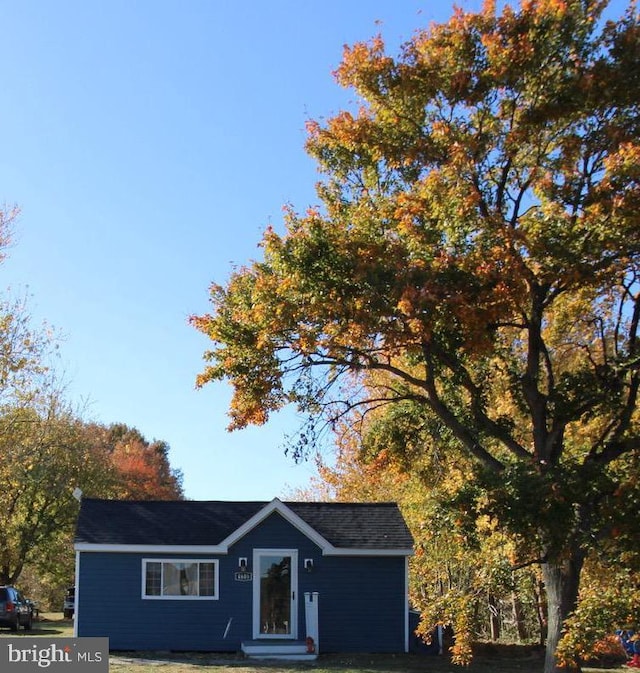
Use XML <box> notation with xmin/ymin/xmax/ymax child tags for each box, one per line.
<box><xmin>234</xmin><ymin>571</ymin><xmax>253</xmax><ymax>581</ymax></box>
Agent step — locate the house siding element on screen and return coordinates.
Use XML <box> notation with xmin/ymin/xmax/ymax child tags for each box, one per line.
<box><xmin>77</xmin><ymin>510</ymin><xmax>409</xmax><ymax>653</ymax></box>
<box><xmin>77</xmin><ymin>551</ymin><xmax>238</xmax><ymax>651</ymax></box>
<box><xmin>315</xmin><ymin>555</ymin><xmax>408</xmax><ymax>652</ymax></box>
<box><xmin>228</xmin><ymin>511</ymin><xmax>323</xmax><ymax>643</ymax></box>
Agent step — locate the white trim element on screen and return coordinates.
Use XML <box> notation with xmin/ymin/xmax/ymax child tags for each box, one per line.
<box><xmin>75</xmin><ymin>544</ymin><xmax>228</xmax><ymax>554</ymax></box>
<box><xmin>141</xmin><ymin>558</ymin><xmax>219</xmax><ymax>600</ymax></box>
<box><xmin>253</xmin><ymin>549</ymin><xmax>298</xmax><ymax>640</ymax></box>
<box><xmin>404</xmin><ymin>556</ymin><xmax>409</xmax><ymax>653</ymax></box>
<box><xmin>221</xmin><ymin>498</ymin><xmax>332</xmax><ymax>551</ymax></box>
<box><xmin>74</xmin><ymin>542</ymin><xmax>413</xmax><ymax>557</ymax></box>
<box><xmin>322</xmin><ymin>547</ymin><xmax>414</xmax><ymax>557</ymax></box>
<box><xmin>73</xmin><ymin>551</ymin><xmax>79</xmax><ymax>638</ymax></box>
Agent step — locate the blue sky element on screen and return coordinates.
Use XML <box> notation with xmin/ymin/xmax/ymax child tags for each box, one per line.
<box><xmin>0</xmin><ymin>1</ymin><xmax>629</xmax><ymax>501</ymax></box>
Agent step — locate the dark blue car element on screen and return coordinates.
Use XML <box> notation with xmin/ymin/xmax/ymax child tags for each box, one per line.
<box><xmin>0</xmin><ymin>586</ymin><xmax>33</xmax><ymax>631</ymax></box>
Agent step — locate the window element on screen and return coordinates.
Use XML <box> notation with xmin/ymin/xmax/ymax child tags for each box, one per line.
<box><xmin>142</xmin><ymin>559</ymin><xmax>218</xmax><ymax>599</ymax></box>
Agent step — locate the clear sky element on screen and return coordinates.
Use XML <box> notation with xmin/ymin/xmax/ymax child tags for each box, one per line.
<box><xmin>0</xmin><ymin>0</ymin><xmax>629</xmax><ymax>501</ymax></box>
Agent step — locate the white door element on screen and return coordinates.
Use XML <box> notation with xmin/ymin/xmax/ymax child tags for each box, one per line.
<box><xmin>253</xmin><ymin>549</ymin><xmax>298</xmax><ymax>639</ymax></box>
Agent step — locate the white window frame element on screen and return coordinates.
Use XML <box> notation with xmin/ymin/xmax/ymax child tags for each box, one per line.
<box><xmin>142</xmin><ymin>558</ymin><xmax>219</xmax><ymax>600</ymax></box>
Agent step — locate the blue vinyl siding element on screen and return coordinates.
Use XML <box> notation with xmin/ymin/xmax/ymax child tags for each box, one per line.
<box><xmin>77</xmin><ymin>511</ymin><xmax>408</xmax><ymax>653</ymax></box>
<box><xmin>316</xmin><ymin>555</ymin><xmax>408</xmax><ymax>652</ymax></box>
<box><xmin>77</xmin><ymin>552</ymin><xmax>240</xmax><ymax>651</ymax></box>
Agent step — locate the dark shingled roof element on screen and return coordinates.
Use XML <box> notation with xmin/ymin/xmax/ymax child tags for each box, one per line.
<box><xmin>75</xmin><ymin>498</ymin><xmax>414</xmax><ymax>551</ymax></box>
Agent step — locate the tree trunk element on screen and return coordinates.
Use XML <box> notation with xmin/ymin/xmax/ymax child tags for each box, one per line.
<box><xmin>512</xmin><ymin>590</ymin><xmax>528</xmax><ymax>642</ymax></box>
<box><xmin>0</xmin><ymin>561</ymin><xmax>23</xmax><ymax>586</ymax></box>
<box><xmin>488</xmin><ymin>593</ymin><xmax>501</xmax><ymax>641</ymax></box>
<box><xmin>541</xmin><ymin>551</ymin><xmax>585</xmax><ymax>673</ymax></box>
<box><xmin>534</xmin><ymin>576</ymin><xmax>547</xmax><ymax>646</ymax></box>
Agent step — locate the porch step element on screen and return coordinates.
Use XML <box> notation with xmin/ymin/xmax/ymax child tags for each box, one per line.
<box><xmin>241</xmin><ymin>639</ymin><xmax>318</xmax><ymax>661</ymax></box>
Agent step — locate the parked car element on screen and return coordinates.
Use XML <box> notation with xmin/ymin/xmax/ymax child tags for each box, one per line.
<box><xmin>0</xmin><ymin>586</ymin><xmax>33</xmax><ymax>631</ymax></box>
<box><xmin>63</xmin><ymin>586</ymin><xmax>75</xmax><ymax>619</ymax></box>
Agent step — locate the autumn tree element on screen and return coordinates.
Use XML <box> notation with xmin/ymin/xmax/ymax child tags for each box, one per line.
<box><xmin>0</xmin><ymin>397</ymin><xmax>109</xmax><ymax>586</ymax></box>
<box><xmin>0</xmin><ymin>260</ymin><xmax>93</xmax><ymax>587</ymax></box>
<box><xmin>4</xmin><ymin>418</ymin><xmax>184</xmax><ymax>592</ymax></box>
<box><xmin>0</xmin><ymin>415</ymin><xmax>184</xmax><ymax>589</ymax></box>
<box><xmin>192</xmin><ymin>2</ymin><xmax>639</xmax><ymax>671</ymax></box>
<box><xmin>102</xmin><ymin>423</ymin><xmax>184</xmax><ymax>500</ymax></box>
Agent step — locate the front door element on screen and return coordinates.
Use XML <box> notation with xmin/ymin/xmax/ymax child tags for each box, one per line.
<box><xmin>253</xmin><ymin>549</ymin><xmax>298</xmax><ymax>639</ymax></box>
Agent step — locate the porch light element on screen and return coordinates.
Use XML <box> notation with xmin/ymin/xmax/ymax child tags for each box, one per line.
<box><xmin>238</xmin><ymin>557</ymin><xmax>248</xmax><ymax>571</ymax></box>
<box><xmin>304</xmin><ymin>558</ymin><xmax>314</xmax><ymax>572</ymax></box>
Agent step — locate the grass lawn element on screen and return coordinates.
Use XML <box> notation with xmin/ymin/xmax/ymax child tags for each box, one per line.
<box><xmin>0</xmin><ymin>614</ymin><xmax>629</xmax><ymax>673</ymax></box>
<box><xmin>106</xmin><ymin>649</ymin><xmax>629</xmax><ymax>673</ymax></box>
<box><xmin>0</xmin><ymin>612</ymin><xmax>74</xmax><ymax>638</ymax></box>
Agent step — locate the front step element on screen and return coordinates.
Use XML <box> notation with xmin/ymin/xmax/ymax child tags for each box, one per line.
<box><xmin>241</xmin><ymin>639</ymin><xmax>318</xmax><ymax>661</ymax></box>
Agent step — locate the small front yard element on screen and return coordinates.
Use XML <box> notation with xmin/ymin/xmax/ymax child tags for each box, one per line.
<box><xmin>107</xmin><ymin>649</ymin><xmax>628</xmax><ymax>673</ymax></box>
<box><xmin>0</xmin><ymin>614</ymin><xmax>629</xmax><ymax>673</ymax></box>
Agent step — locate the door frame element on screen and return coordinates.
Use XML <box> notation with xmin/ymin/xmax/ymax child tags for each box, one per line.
<box><xmin>252</xmin><ymin>549</ymin><xmax>298</xmax><ymax>639</ymax></box>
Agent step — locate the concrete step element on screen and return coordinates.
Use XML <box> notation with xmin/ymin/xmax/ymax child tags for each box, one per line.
<box><xmin>241</xmin><ymin>639</ymin><xmax>318</xmax><ymax>661</ymax></box>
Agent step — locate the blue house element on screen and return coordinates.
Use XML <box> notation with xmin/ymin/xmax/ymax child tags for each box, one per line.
<box><xmin>73</xmin><ymin>497</ymin><xmax>414</xmax><ymax>658</ymax></box>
